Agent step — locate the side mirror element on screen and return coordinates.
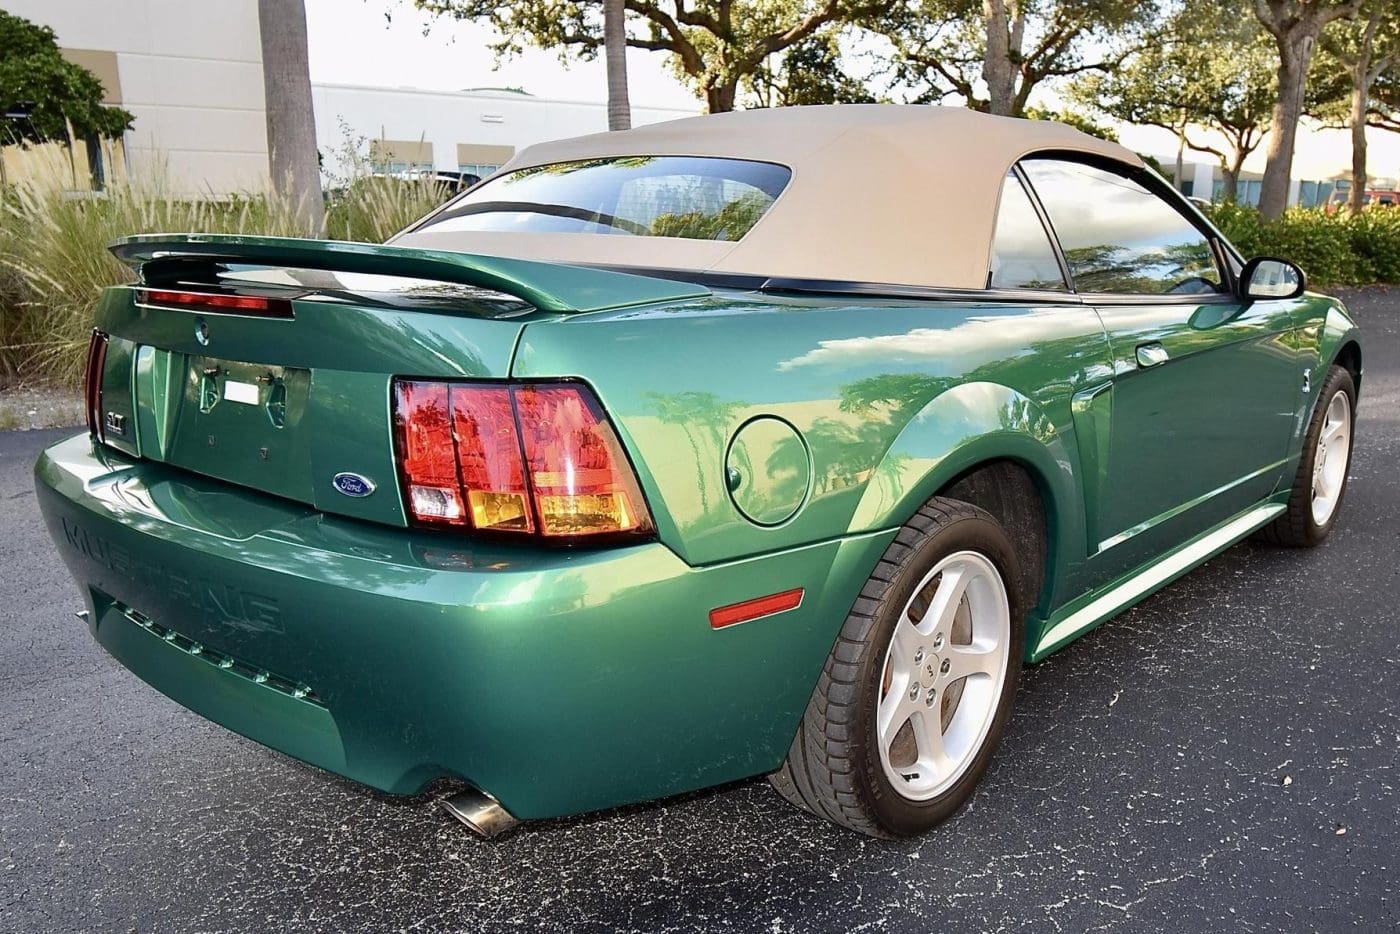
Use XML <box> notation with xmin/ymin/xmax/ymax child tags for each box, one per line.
<box><xmin>1239</xmin><ymin>256</ymin><xmax>1305</xmax><ymax>300</ymax></box>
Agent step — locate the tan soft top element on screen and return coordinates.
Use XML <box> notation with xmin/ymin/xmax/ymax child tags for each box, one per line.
<box><xmin>393</xmin><ymin>104</ymin><xmax>1143</xmax><ymax>291</ymax></box>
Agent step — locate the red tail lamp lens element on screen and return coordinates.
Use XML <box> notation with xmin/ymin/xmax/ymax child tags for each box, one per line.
<box><xmin>135</xmin><ymin>288</ymin><xmax>294</xmax><ymax>318</ymax></box>
<box><xmin>394</xmin><ymin>381</ymin><xmax>465</xmax><ymax>525</ymax></box>
<box><xmin>83</xmin><ymin>330</ymin><xmax>109</xmax><ymax>441</ymax></box>
<box><xmin>393</xmin><ymin>381</ymin><xmax>653</xmax><ymax>541</ymax></box>
<box><xmin>450</xmin><ymin>386</ymin><xmax>533</xmax><ymax>533</ymax></box>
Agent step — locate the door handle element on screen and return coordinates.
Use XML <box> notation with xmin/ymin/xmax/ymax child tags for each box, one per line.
<box><xmin>1136</xmin><ymin>343</ymin><xmax>1169</xmax><ymax>368</ymax></box>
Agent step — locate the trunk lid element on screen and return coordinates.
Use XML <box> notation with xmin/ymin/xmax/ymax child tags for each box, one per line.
<box><xmin>92</xmin><ymin>234</ymin><xmax>707</xmax><ymax>527</ymax></box>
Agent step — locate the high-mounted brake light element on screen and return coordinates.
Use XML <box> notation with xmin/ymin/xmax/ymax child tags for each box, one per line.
<box><xmin>135</xmin><ymin>288</ymin><xmax>294</xmax><ymax>318</ymax></box>
<box><xmin>83</xmin><ymin>330</ymin><xmax>109</xmax><ymax>442</ymax></box>
<box><xmin>393</xmin><ymin>381</ymin><xmax>653</xmax><ymax>542</ymax></box>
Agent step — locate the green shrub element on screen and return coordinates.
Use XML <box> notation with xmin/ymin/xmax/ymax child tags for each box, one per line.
<box><xmin>0</xmin><ymin>158</ymin><xmax>305</xmax><ymax>386</ymax></box>
<box><xmin>0</xmin><ymin>152</ymin><xmax>444</xmax><ymax>387</ymax></box>
<box><xmin>1347</xmin><ymin>208</ymin><xmax>1400</xmax><ymax>283</ymax></box>
<box><xmin>1273</xmin><ymin>207</ymin><xmax>1371</xmax><ymax>286</ymax></box>
<box><xmin>1206</xmin><ymin>201</ymin><xmax>1265</xmax><ymax>259</ymax></box>
<box><xmin>1206</xmin><ymin>201</ymin><xmax>1400</xmax><ymax>289</ymax></box>
<box><xmin>325</xmin><ymin>175</ymin><xmax>442</xmax><ymax>243</ymax></box>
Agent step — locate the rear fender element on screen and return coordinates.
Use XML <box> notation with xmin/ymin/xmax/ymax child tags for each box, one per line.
<box><xmin>845</xmin><ymin>381</ymin><xmax>1085</xmax><ymax>625</ymax></box>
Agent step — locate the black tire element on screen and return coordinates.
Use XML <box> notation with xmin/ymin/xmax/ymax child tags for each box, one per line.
<box><xmin>768</xmin><ymin>497</ymin><xmax>1024</xmax><ymax>838</ymax></box>
<box><xmin>1258</xmin><ymin>365</ymin><xmax>1356</xmax><ymax>548</ymax></box>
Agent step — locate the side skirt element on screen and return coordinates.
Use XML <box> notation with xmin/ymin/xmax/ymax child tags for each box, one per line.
<box><xmin>1028</xmin><ymin>498</ymin><xmax>1287</xmax><ymax>662</ymax></box>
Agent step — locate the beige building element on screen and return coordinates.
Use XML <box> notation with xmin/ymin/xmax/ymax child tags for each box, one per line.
<box><xmin>313</xmin><ymin>83</ymin><xmax>695</xmax><ymax>184</ymax></box>
<box><xmin>1</xmin><ymin>0</ymin><xmax>695</xmax><ymax>197</ymax></box>
<box><xmin>3</xmin><ymin>0</ymin><xmax>270</xmax><ymax>194</ymax></box>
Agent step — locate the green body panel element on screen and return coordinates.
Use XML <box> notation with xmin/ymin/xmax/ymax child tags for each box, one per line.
<box><xmin>1084</xmin><ymin>296</ymin><xmax>1313</xmax><ymax>578</ymax></box>
<box><xmin>37</xmin><ymin>434</ymin><xmax>895</xmax><ymax>817</ymax></box>
<box><xmin>37</xmin><ymin>231</ymin><xmax>1364</xmax><ymax>818</ymax></box>
<box><xmin>1309</xmin><ymin>302</ymin><xmax>1365</xmax><ymax>440</ymax></box>
<box><xmin>92</xmin><ymin>285</ymin><xmax>531</xmax><ymax>527</ymax></box>
<box><xmin>513</xmin><ymin>297</ymin><xmax>1113</xmax><ymax>578</ymax></box>
<box><xmin>96</xmin><ymin>601</ymin><xmax>348</xmax><ymax>775</ymax></box>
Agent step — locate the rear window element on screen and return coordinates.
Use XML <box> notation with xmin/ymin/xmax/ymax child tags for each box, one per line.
<box><xmin>411</xmin><ymin>156</ymin><xmax>791</xmax><ymax>242</ymax></box>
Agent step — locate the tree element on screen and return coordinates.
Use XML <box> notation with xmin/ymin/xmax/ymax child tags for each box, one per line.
<box><xmin>414</xmin><ymin>0</ymin><xmax>887</xmax><ymax>113</ymax></box>
<box><xmin>1309</xmin><ymin>1</ymin><xmax>1400</xmax><ymax>211</ymax></box>
<box><xmin>1073</xmin><ymin>2</ymin><xmax>1276</xmax><ymax>202</ymax></box>
<box><xmin>980</xmin><ymin>0</ymin><xmax>1017</xmax><ymax>115</ymax></box>
<box><xmin>1022</xmin><ymin>106</ymin><xmax>1117</xmax><ymax>142</ymax></box>
<box><xmin>258</xmin><ymin>0</ymin><xmax>324</xmax><ymax>234</ymax></box>
<box><xmin>0</xmin><ymin>11</ymin><xmax>133</xmax><ymax>148</ymax></box>
<box><xmin>882</xmin><ymin>0</ymin><xmax>1156</xmax><ymax>117</ymax></box>
<box><xmin>603</xmin><ymin>0</ymin><xmax>632</xmax><ymax>130</ymax></box>
<box><xmin>746</xmin><ymin>28</ymin><xmax>877</xmax><ymax>107</ymax></box>
<box><xmin>1373</xmin><ymin>67</ymin><xmax>1400</xmax><ymax>132</ymax></box>
<box><xmin>1252</xmin><ymin>0</ymin><xmax>1363</xmax><ymax>219</ymax></box>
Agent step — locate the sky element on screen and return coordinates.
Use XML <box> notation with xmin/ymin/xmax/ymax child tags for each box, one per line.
<box><xmin>304</xmin><ymin>0</ymin><xmax>699</xmax><ymax>110</ymax></box>
<box><xmin>304</xmin><ymin>0</ymin><xmax>1400</xmax><ymax>183</ymax></box>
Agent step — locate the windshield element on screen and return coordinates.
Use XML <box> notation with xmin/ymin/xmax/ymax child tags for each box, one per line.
<box><xmin>411</xmin><ymin>156</ymin><xmax>791</xmax><ymax>242</ymax></box>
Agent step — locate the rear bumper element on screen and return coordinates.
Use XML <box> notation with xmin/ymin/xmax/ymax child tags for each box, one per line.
<box><xmin>35</xmin><ymin>434</ymin><xmax>892</xmax><ymax>819</ymax></box>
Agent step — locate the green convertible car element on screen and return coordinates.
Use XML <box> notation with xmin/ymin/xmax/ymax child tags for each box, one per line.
<box><xmin>36</xmin><ymin>106</ymin><xmax>1361</xmax><ymax>839</ymax></box>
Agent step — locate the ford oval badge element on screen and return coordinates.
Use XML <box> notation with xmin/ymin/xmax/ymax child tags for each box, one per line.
<box><xmin>332</xmin><ymin>472</ymin><xmax>376</xmax><ymax>498</ymax></box>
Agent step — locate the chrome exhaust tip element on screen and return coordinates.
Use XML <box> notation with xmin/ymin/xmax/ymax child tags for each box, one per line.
<box><xmin>439</xmin><ymin>788</ymin><xmax>519</xmax><ymax>839</ymax></box>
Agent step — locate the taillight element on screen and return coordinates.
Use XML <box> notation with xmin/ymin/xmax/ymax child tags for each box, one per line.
<box><xmin>393</xmin><ymin>380</ymin><xmax>653</xmax><ymax>543</ymax></box>
<box><xmin>83</xmin><ymin>330</ymin><xmax>109</xmax><ymax>442</ymax></box>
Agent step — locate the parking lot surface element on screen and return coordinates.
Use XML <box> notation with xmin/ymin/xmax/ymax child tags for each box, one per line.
<box><xmin>2</xmin><ymin>288</ymin><xmax>1396</xmax><ymax>932</ymax></box>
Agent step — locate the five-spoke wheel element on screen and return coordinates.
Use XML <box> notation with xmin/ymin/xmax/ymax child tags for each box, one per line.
<box><xmin>770</xmin><ymin>498</ymin><xmax>1024</xmax><ymax>837</ymax></box>
<box><xmin>1310</xmin><ymin>388</ymin><xmax>1352</xmax><ymax>527</ymax></box>
<box><xmin>1261</xmin><ymin>364</ymin><xmax>1356</xmax><ymax>548</ymax></box>
<box><xmin>876</xmin><ymin>551</ymin><xmax>1010</xmax><ymax>802</ymax></box>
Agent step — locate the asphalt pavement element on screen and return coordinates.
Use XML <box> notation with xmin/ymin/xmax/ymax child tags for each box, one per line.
<box><xmin>2</xmin><ymin>288</ymin><xmax>1397</xmax><ymax>933</ymax></box>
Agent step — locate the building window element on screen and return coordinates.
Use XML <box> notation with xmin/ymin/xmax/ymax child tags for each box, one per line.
<box><xmin>369</xmin><ymin>140</ymin><xmax>434</xmax><ymax>176</ymax></box>
<box><xmin>456</xmin><ymin>144</ymin><xmax>515</xmax><ymax>180</ymax></box>
<box><xmin>376</xmin><ymin>160</ymin><xmax>433</xmax><ymax>175</ymax></box>
<box><xmin>1214</xmin><ymin>178</ymin><xmax>1263</xmax><ymax>206</ymax></box>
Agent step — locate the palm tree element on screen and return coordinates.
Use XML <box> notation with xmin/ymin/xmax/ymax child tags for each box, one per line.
<box><xmin>603</xmin><ymin>0</ymin><xmax>631</xmax><ymax>130</ymax></box>
<box><xmin>258</xmin><ymin>0</ymin><xmax>324</xmax><ymax>233</ymax></box>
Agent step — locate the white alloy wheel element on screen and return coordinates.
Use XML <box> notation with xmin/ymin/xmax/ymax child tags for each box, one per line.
<box><xmin>1310</xmin><ymin>389</ymin><xmax>1352</xmax><ymax>527</ymax></box>
<box><xmin>876</xmin><ymin>550</ymin><xmax>1011</xmax><ymax>802</ymax></box>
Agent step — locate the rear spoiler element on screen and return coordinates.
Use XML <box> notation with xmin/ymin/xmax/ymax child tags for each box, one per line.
<box><xmin>109</xmin><ymin>234</ymin><xmax>710</xmax><ymax>314</ymax></box>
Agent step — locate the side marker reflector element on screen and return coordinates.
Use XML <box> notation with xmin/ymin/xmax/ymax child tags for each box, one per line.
<box><xmin>709</xmin><ymin>588</ymin><xmax>805</xmax><ymax>629</ymax></box>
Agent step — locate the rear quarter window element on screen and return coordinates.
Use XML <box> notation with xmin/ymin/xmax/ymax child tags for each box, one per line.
<box><xmin>989</xmin><ymin>170</ymin><xmax>1068</xmax><ymax>291</ymax></box>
